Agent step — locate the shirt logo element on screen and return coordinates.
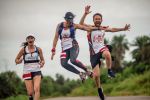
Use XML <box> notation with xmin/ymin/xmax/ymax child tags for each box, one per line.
<box><xmin>93</xmin><ymin>35</ymin><xmax>103</xmax><ymax>43</ymax></box>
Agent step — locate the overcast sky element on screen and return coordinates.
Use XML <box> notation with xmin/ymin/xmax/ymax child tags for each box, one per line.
<box><xmin>0</xmin><ymin>0</ymin><xmax>150</xmax><ymax>79</ymax></box>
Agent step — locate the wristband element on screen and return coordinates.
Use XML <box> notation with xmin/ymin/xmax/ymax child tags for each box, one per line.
<box><xmin>51</xmin><ymin>48</ymin><xmax>56</xmax><ymax>52</ymax></box>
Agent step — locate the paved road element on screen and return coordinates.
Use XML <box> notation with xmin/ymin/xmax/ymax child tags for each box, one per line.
<box><xmin>43</xmin><ymin>96</ymin><xmax>150</xmax><ymax>100</ymax></box>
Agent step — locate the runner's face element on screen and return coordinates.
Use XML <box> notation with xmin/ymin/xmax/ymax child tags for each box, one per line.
<box><xmin>66</xmin><ymin>18</ymin><xmax>73</xmax><ymax>26</ymax></box>
<box><xmin>93</xmin><ymin>15</ymin><xmax>102</xmax><ymax>27</ymax></box>
<box><xmin>26</xmin><ymin>36</ymin><xmax>35</xmax><ymax>46</ymax></box>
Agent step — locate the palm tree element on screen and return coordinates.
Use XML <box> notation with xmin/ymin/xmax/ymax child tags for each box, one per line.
<box><xmin>111</xmin><ymin>34</ymin><xmax>129</xmax><ymax>72</ymax></box>
<box><xmin>131</xmin><ymin>35</ymin><xmax>150</xmax><ymax>65</ymax></box>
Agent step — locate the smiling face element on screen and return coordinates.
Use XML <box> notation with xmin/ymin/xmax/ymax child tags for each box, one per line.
<box><xmin>26</xmin><ymin>36</ymin><xmax>35</xmax><ymax>46</ymax></box>
<box><xmin>93</xmin><ymin>13</ymin><xmax>103</xmax><ymax>27</ymax></box>
<box><xmin>65</xmin><ymin>18</ymin><xmax>74</xmax><ymax>26</ymax></box>
<box><xmin>64</xmin><ymin>12</ymin><xmax>75</xmax><ymax>27</ymax></box>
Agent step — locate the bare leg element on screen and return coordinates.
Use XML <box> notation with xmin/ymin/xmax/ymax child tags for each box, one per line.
<box><xmin>103</xmin><ymin>50</ymin><xmax>115</xmax><ymax>78</ymax></box>
<box><xmin>102</xmin><ymin>50</ymin><xmax>112</xmax><ymax>69</ymax></box>
<box><xmin>33</xmin><ymin>75</ymin><xmax>41</xmax><ymax>100</ymax></box>
<box><xmin>24</xmin><ymin>80</ymin><xmax>34</xmax><ymax>100</ymax></box>
<box><xmin>93</xmin><ymin>64</ymin><xmax>104</xmax><ymax>100</ymax></box>
<box><xmin>93</xmin><ymin>64</ymin><xmax>101</xmax><ymax>88</ymax></box>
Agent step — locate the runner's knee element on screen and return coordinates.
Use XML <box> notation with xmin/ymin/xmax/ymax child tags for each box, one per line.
<box><xmin>27</xmin><ymin>91</ymin><xmax>33</xmax><ymax>96</ymax></box>
<box><xmin>104</xmin><ymin>51</ymin><xmax>111</xmax><ymax>59</ymax></box>
<box><xmin>61</xmin><ymin>59</ymin><xmax>68</xmax><ymax>67</ymax></box>
<box><xmin>34</xmin><ymin>86</ymin><xmax>40</xmax><ymax>94</ymax></box>
<box><xmin>93</xmin><ymin>72</ymin><xmax>100</xmax><ymax>78</ymax></box>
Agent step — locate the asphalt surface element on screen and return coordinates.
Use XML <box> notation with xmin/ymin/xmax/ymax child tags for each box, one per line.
<box><xmin>43</xmin><ymin>96</ymin><xmax>150</xmax><ymax>100</ymax></box>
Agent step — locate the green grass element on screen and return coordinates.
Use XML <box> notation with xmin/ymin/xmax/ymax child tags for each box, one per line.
<box><xmin>3</xmin><ymin>70</ymin><xmax>150</xmax><ymax>100</ymax></box>
<box><xmin>4</xmin><ymin>95</ymin><xmax>28</xmax><ymax>100</ymax></box>
<box><xmin>103</xmin><ymin>71</ymin><xmax>150</xmax><ymax>96</ymax></box>
<box><xmin>69</xmin><ymin>78</ymin><xmax>97</xmax><ymax>96</ymax></box>
<box><xmin>69</xmin><ymin>70</ymin><xmax>150</xmax><ymax>96</ymax></box>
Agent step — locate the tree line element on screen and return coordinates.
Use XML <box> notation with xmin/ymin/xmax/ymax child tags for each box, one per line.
<box><xmin>0</xmin><ymin>34</ymin><xmax>150</xmax><ymax>99</ymax></box>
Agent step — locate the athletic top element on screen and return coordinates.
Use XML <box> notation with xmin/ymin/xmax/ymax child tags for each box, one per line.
<box><xmin>88</xmin><ymin>29</ymin><xmax>105</xmax><ymax>54</ymax></box>
<box><xmin>58</xmin><ymin>22</ymin><xmax>76</xmax><ymax>51</ymax></box>
<box><xmin>23</xmin><ymin>46</ymin><xmax>41</xmax><ymax>73</ymax></box>
<box><xmin>60</xmin><ymin>29</ymin><xmax>74</xmax><ymax>50</ymax></box>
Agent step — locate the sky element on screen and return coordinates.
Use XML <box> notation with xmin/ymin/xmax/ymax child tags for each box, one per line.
<box><xmin>0</xmin><ymin>0</ymin><xmax>150</xmax><ymax>79</ymax></box>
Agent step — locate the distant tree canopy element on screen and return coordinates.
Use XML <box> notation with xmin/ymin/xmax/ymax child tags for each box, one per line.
<box><xmin>111</xmin><ymin>34</ymin><xmax>129</xmax><ymax>72</ymax></box>
<box><xmin>0</xmin><ymin>34</ymin><xmax>150</xmax><ymax>99</ymax></box>
<box><xmin>131</xmin><ymin>35</ymin><xmax>150</xmax><ymax>65</ymax></box>
<box><xmin>0</xmin><ymin>71</ymin><xmax>80</xmax><ymax>99</ymax></box>
<box><xmin>0</xmin><ymin>71</ymin><xmax>25</xmax><ymax>98</ymax></box>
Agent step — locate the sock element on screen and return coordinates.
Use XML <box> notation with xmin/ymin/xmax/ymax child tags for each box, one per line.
<box><xmin>98</xmin><ymin>88</ymin><xmax>104</xmax><ymax>100</ymax></box>
<box><xmin>29</xmin><ymin>95</ymin><xmax>33</xmax><ymax>100</ymax></box>
<box><xmin>108</xmin><ymin>69</ymin><xmax>111</xmax><ymax>71</ymax></box>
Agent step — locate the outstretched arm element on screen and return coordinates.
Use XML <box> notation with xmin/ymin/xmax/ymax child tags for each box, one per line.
<box><xmin>75</xmin><ymin>24</ymin><xmax>100</xmax><ymax>33</ymax></box>
<box><xmin>105</xmin><ymin>24</ymin><xmax>130</xmax><ymax>32</ymax></box>
<box><xmin>75</xmin><ymin>24</ymin><xmax>91</xmax><ymax>32</ymax></box>
<box><xmin>79</xmin><ymin>5</ymin><xmax>92</xmax><ymax>26</ymax></box>
<box><xmin>51</xmin><ymin>24</ymin><xmax>59</xmax><ymax>60</ymax></box>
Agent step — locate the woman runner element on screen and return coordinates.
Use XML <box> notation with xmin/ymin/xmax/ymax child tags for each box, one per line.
<box><xmin>15</xmin><ymin>34</ymin><xmax>45</xmax><ymax>100</ymax></box>
<box><xmin>51</xmin><ymin>12</ymin><xmax>94</xmax><ymax>82</ymax></box>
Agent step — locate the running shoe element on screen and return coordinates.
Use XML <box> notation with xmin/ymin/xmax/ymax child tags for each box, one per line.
<box><xmin>108</xmin><ymin>69</ymin><xmax>115</xmax><ymax>78</ymax></box>
<box><xmin>98</xmin><ymin>88</ymin><xmax>105</xmax><ymax>100</ymax></box>
<box><xmin>79</xmin><ymin>72</ymin><xmax>86</xmax><ymax>83</ymax></box>
<box><xmin>86</xmin><ymin>70</ymin><xmax>93</xmax><ymax>78</ymax></box>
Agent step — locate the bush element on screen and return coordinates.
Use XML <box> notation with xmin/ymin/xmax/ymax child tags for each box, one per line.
<box><xmin>133</xmin><ymin>62</ymin><xmax>149</xmax><ymax>74</ymax></box>
<box><xmin>122</xmin><ymin>66</ymin><xmax>134</xmax><ymax>78</ymax></box>
<box><xmin>41</xmin><ymin>74</ymin><xmax>81</xmax><ymax>97</ymax></box>
<box><xmin>41</xmin><ymin>76</ymin><xmax>55</xmax><ymax>96</ymax></box>
<box><xmin>70</xmin><ymin>78</ymin><xmax>96</xmax><ymax>96</ymax></box>
<box><xmin>4</xmin><ymin>95</ymin><xmax>28</xmax><ymax>100</ymax></box>
<box><xmin>0</xmin><ymin>71</ymin><xmax>25</xmax><ymax>98</ymax></box>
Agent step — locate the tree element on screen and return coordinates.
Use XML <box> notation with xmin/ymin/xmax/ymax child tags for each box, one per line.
<box><xmin>40</xmin><ymin>76</ymin><xmax>55</xmax><ymax>96</ymax></box>
<box><xmin>131</xmin><ymin>35</ymin><xmax>150</xmax><ymax>73</ymax></box>
<box><xmin>55</xmin><ymin>73</ymin><xmax>65</xmax><ymax>85</ymax></box>
<box><xmin>111</xmin><ymin>34</ymin><xmax>129</xmax><ymax>72</ymax></box>
<box><xmin>0</xmin><ymin>71</ymin><xmax>25</xmax><ymax>98</ymax></box>
<box><xmin>131</xmin><ymin>35</ymin><xmax>150</xmax><ymax>65</ymax></box>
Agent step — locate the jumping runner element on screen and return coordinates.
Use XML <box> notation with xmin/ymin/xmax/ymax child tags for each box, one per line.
<box><xmin>79</xmin><ymin>5</ymin><xmax>130</xmax><ymax>100</ymax></box>
<box><xmin>51</xmin><ymin>12</ymin><xmax>95</xmax><ymax>82</ymax></box>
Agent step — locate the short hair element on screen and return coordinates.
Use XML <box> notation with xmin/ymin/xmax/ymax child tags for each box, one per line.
<box><xmin>93</xmin><ymin>13</ymin><xmax>103</xmax><ymax>20</ymax></box>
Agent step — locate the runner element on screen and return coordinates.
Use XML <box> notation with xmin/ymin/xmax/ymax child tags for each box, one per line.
<box><xmin>15</xmin><ymin>34</ymin><xmax>45</xmax><ymax>100</ymax></box>
<box><xmin>51</xmin><ymin>12</ymin><xmax>96</xmax><ymax>82</ymax></box>
<box><xmin>79</xmin><ymin>5</ymin><xmax>130</xmax><ymax>100</ymax></box>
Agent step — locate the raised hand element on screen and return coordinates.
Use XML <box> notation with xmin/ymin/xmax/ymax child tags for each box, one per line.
<box><xmin>85</xmin><ymin>5</ymin><xmax>92</xmax><ymax>15</ymax></box>
<box><xmin>124</xmin><ymin>24</ymin><xmax>130</xmax><ymax>31</ymax></box>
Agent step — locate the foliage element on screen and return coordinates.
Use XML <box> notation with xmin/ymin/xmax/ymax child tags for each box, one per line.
<box><xmin>40</xmin><ymin>74</ymin><xmax>80</xmax><ymax>97</ymax></box>
<box><xmin>1</xmin><ymin>34</ymin><xmax>150</xmax><ymax>99</ymax></box>
<box><xmin>0</xmin><ymin>71</ymin><xmax>25</xmax><ymax>98</ymax></box>
<box><xmin>131</xmin><ymin>35</ymin><xmax>150</xmax><ymax>65</ymax></box>
<box><xmin>111</xmin><ymin>34</ymin><xmax>129</xmax><ymax>72</ymax></box>
<box><xmin>4</xmin><ymin>95</ymin><xmax>28</xmax><ymax>100</ymax></box>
